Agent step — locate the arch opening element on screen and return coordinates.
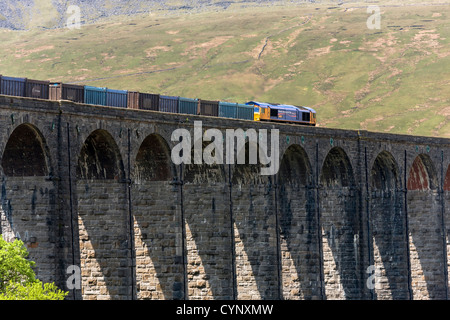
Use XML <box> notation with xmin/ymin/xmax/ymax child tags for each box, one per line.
<box><xmin>76</xmin><ymin>129</ymin><xmax>129</xmax><ymax>300</ymax></box>
<box><xmin>231</xmin><ymin>141</ymin><xmax>277</xmax><ymax>299</ymax></box>
<box><xmin>231</xmin><ymin>141</ymin><xmax>267</xmax><ymax>185</ymax></box>
<box><xmin>369</xmin><ymin>151</ymin><xmax>409</xmax><ymax>299</ymax></box>
<box><xmin>320</xmin><ymin>147</ymin><xmax>355</xmax><ymax>188</ymax></box>
<box><xmin>319</xmin><ymin>147</ymin><xmax>361</xmax><ymax>299</ymax></box>
<box><xmin>407</xmin><ymin>154</ymin><xmax>437</xmax><ymax>191</ymax></box>
<box><xmin>135</xmin><ymin>134</ymin><xmax>173</xmax><ymax>182</ymax></box>
<box><xmin>278</xmin><ymin>144</ymin><xmax>312</xmax><ymax>187</ymax></box>
<box><xmin>181</xmin><ymin>139</ymin><xmax>230</xmax><ymax>299</ymax></box>
<box><xmin>132</xmin><ymin>134</ymin><xmax>181</xmax><ymax>299</ymax></box>
<box><xmin>184</xmin><ymin>140</ymin><xmax>225</xmax><ymax>184</ymax></box>
<box><xmin>406</xmin><ymin>154</ymin><xmax>446</xmax><ymax>299</ymax></box>
<box><xmin>0</xmin><ymin>123</ymin><xmax>56</xmax><ymax>285</ymax></box>
<box><xmin>77</xmin><ymin>129</ymin><xmax>124</xmax><ymax>180</ymax></box>
<box><xmin>1</xmin><ymin>124</ymin><xmax>49</xmax><ymax>177</ymax></box>
<box><xmin>371</xmin><ymin>151</ymin><xmax>399</xmax><ymax>191</ymax></box>
<box><xmin>277</xmin><ymin>144</ymin><xmax>320</xmax><ymax>299</ymax></box>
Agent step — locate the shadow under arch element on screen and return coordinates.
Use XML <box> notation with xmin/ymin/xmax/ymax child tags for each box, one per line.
<box><xmin>231</xmin><ymin>140</ymin><xmax>267</xmax><ymax>186</ymax></box>
<box><xmin>132</xmin><ymin>133</ymin><xmax>183</xmax><ymax>300</ymax></box>
<box><xmin>77</xmin><ymin>129</ymin><xmax>124</xmax><ymax>180</ymax></box>
<box><xmin>407</xmin><ymin>153</ymin><xmax>446</xmax><ymax>299</ymax></box>
<box><xmin>277</xmin><ymin>144</ymin><xmax>320</xmax><ymax>299</ymax></box>
<box><xmin>231</xmin><ymin>140</ymin><xmax>278</xmax><ymax>299</ymax></box>
<box><xmin>182</xmin><ymin>140</ymin><xmax>232</xmax><ymax>299</ymax></box>
<box><xmin>183</xmin><ymin>139</ymin><xmax>226</xmax><ymax>184</ymax></box>
<box><xmin>369</xmin><ymin>151</ymin><xmax>409</xmax><ymax>299</ymax></box>
<box><xmin>76</xmin><ymin>129</ymin><xmax>130</xmax><ymax>300</ymax></box>
<box><xmin>0</xmin><ymin>123</ymin><xmax>57</xmax><ymax>284</ymax></box>
<box><xmin>134</xmin><ymin>133</ymin><xmax>176</xmax><ymax>182</ymax></box>
<box><xmin>2</xmin><ymin>123</ymin><xmax>51</xmax><ymax>177</ymax></box>
<box><xmin>319</xmin><ymin>146</ymin><xmax>362</xmax><ymax>299</ymax></box>
<box><xmin>407</xmin><ymin>154</ymin><xmax>438</xmax><ymax>191</ymax></box>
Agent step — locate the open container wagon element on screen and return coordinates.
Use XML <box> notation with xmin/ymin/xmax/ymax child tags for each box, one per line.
<box><xmin>26</xmin><ymin>79</ymin><xmax>50</xmax><ymax>99</ymax></box>
<box><xmin>178</xmin><ymin>97</ymin><xmax>198</xmax><ymax>115</ymax></box>
<box><xmin>236</xmin><ymin>103</ymin><xmax>254</xmax><ymax>120</ymax></box>
<box><xmin>198</xmin><ymin>99</ymin><xmax>219</xmax><ymax>117</ymax></box>
<box><xmin>84</xmin><ymin>86</ymin><xmax>107</xmax><ymax>106</ymax></box>
<box><xmin>106</xmin><ymin>88</ymin><xmax>128</xmax><ymax>108</ymax></box>
<box><xmin>49</xmin><ymin>83</ymin><xmax>85</xmax><ymax>103</ymax></box>
<box><xmin>0</xmin><ymin>76</ymin><xmax>26</xmax><ymax>97</ymax></box>
<box><xmin>128</xmin><ymin>91</ymin><xmax>160</xmax><ymax>111</ymax></box>
<box><xmin>219</xmin><ymin>101</ymin><xmax>237</xmax><ymax>119</ymax></box>
<box><xmin>159</xmin><ymin>95</ymin><xmax>178</xmax><ymax>113</ymax></box>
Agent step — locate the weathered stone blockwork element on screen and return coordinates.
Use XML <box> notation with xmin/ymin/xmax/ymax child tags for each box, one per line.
<box><xmin>132</xmin><ymin>181</ymin><xmax>181</xmax><ymax>300</ymax></box>
<box><xmin>0</xmin><ymin>95</ymin><xmax>449</xmax><ymax>300</ymax></box>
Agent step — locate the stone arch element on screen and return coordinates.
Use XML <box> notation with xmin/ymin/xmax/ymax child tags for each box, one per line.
<box><xmin>131</xmin><ymin>133</ymin><xmax>182</xmax><ymax>299</ymax></box>
<box><xmin>231</xmin><ymin>140</ymin><xmax>277</xmax><ymax>299</ymax></box>
<box><xmin>182</xmin><ymin>138</ymin><xmax>231</xmax><ymax>299</ymax></box>
<box><xmin>278</xmin><ymin>144</ymin><xmax>312</xmax><ymax>187</ymax></box>
<box><xmin>319</xmin><ymin>146</ymin><xmax>361</xmax><ymax>299</ymax></box>
<box><xmin>231</xmin><ymin>140</ymin><xmax>267</xmax><ymax>185</ymax></box>
<box><xmin>371</xmin><ymin>151</ymin><xmax>400</xmax><ymax>191</ymax></box>
<box><xmin>407</xmin><ymin>154</ymin><xmax>438</xmax><ymax>191</ymax></box>
<box><xmin>183</xmin><ymin>138</ymin><xmax>226</xmax><ymax>184</ymax></box>
<box><xmin>277</xmin><ymin>144</ymin><xmax>320</xmax><ymax>299</ymax></box>
<box><xmin>1</xmin><ymin>123</ymin><xmax>50</xmax><ymax>177</ymax></box>
<box><xmin>76</xmin><ymin>129</ymin><xmax>130</xmax><ymax>300</ymax></box>
<box><xmin>369</xmin><ymin>151</ymin><xmax>409</xmax><ymax>299</ymax></box>
<box><xmin>407</xmin><ymin>153</ymin><xmax>446</xmax><ymax>299</ymax></box>
<box><xmin>77</xmin><ymin>129</ymin><xmax>124</xmax><ymax>180</ymax></box>
<box><xmin>320</xmin><ymin>147</ymin><xmax>355</xmax><ymax>188</ymax></box>
<box><xmin>134</xmin><ymin>133</ymin><xmax>174</xmax><ymax>182</ymax></box>
<box><xmin>0</xmin><ymin>123</ymin><xmax>57</xmax><ymax>285</ymax></box>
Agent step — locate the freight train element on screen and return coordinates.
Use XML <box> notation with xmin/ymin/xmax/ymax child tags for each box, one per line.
<box><xmin>0</xmin><ymin>75</ymin><xmax>317</xmax><ymax>126</ymax></box>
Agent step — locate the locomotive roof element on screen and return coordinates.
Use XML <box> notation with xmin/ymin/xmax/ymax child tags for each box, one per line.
<box><xmin>247</xmin><ymin>101</ymin><xmax>316</xmax><ymax>113</ymax></box>
<box><xmin>246</xmin><ymin>101</ymin><xmax>273</xmax><ymax>107</ymax></box>
<box><xmin>300</xmin><ymin>106</ymin><xmax>317</xmax><ymax>113</ymax></box>
<box><xmin>277</xmin><ymin>104</ymin><xmax>316</xmax><ymax>113</ymax></box>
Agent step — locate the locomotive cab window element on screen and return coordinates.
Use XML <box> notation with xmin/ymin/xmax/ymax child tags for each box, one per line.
<box><xmin>302</xmin><ymin>112</ymin><xmax>310</xmax><ymax>122</ymax></box>
<box><xmin>270</xmin><ymin>108</ymin><xmax>278</xmax><ymax>117</ymax></box>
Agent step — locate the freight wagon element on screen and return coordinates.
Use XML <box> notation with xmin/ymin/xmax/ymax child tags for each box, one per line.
<box><xmin>0</xmin><ymin>74</ymin><xmax>316</xmax><ymax>126</ymax></box>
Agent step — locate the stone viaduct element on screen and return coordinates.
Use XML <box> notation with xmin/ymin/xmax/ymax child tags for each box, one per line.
<box><xmin>0</xmin><ymin>94</ymin><xmax>449</xmax><ymax>300</ymax></box>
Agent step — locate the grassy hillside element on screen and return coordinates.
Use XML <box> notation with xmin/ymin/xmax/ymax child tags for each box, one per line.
<box><xmin>0</xmin><ymin>1</ymin><xmax>449</xmax><ymax>137</ymax></box>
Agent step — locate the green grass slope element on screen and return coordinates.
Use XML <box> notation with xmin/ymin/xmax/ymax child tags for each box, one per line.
<box><xmin>0</xmin><ymin>1</ymin><xmax>449</xmax><ymax>137</ymax></box>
